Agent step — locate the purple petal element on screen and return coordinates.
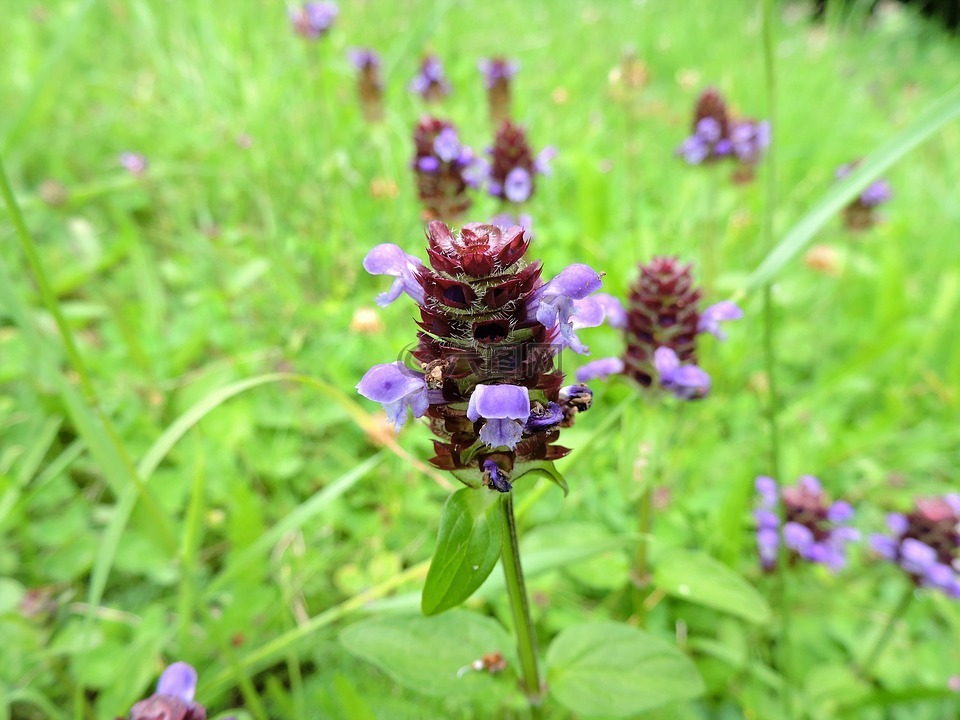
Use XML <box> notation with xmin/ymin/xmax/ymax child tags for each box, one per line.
<box><xmin>755</xmin><ymin>476</ymin><xmax>779</xmax><ymax>507</ymax></box>
<box><xmin>695</xmin><ymin>117</ymin><xmax>721</xmax><ymax>143</ymax></box>
<box><xmin>356</xmin><ymin>362</ymin><xmax>425</xmax><ymax>404</ymax></box>
<box><xmin>487</xmin><ymin>180</ymin><xmax>503</xmax><ymax>197</ymax></box>
<box><xmin>156</xmin><ymin>662</ymin><xmax>197</xmax><ymax>701</ymax></box>
<box><xmin>783</xmin><ymin>522</ymin><xmax>814</xmax><ymax>552</ymax></box>
<box><xmin>433</xmin><ymin>128</ymin><xmax>460</xmax><ymax>163</ymax></box>
<box><xmin>466</xmin><ymin>384</ymin><xmax>531</xmax><ymax>422</ymax></box>
<box><xmin>831</xmin><ymin>526</ymin><xmax>860</xmax><ymax>543</ymax></box>
<box><xmin>662</xmin><ymin>364</ymin><xmax>710</xmax><ymax>400</ymax></box>
<box><xmin>653</xmin><ymin>346</ymin><xmax>680</xmax><ymax>377</ymax></box>
<box><xmin>886</xmin><ymin>512</ymin><xmax>908</xmax><ymax>535</ymax></box>
<box><xmin>677</xmin><ymin>135</ymin><xmax>708</xmax><ymax>165</ymax></box>
<box><xmin>870</xmin><ymin>534</ymin><xmax>898</xmax><ymax>560</ymax></box>
<box><xmin>570</xmin><ymin>296</ymin><xmax>607</xmax><ymax>329</ymax></box>
<box><xmin>757</xmin><ymin>527</ymin><xmax>779</xmax><ymax>567</ymax></box>
<box><xmin>697</xmin><ymin>301</ymin><xmax>743</xmax><ymax>339</ymax></box>
<box><xmin>542</xmin><ymin>264</ymin><xmax>603</xmax><ymax>301</ymax></box>
<box><xmin>594</xmin><ymin>293</ymin><xmax>627</xmax><ymax>329</ymax></box>
<box><xmin>362</xmin><ymin>244</ymin><xmax>424</xmax><ymax>307</ymax></box>
<box><xmin>798</xmin><ymin>475</ymin><xmax>822</xmax><ymax>495</ymax></box>
<box><xmin>576</xmin><ymin>357</ymin><xmax>624</xmax><ymax>383</ymax></box>
<box><xmin>899</xmin><ymin>538</ymin><xmax>938</xmax><ymax>574</ymax></box>
<box><xmin>754</xmin><ymin>509</ymin><xmax>780</xmax><ymax>530</ymax></box>
<box><xmin>944</xmin><ymin>493</ymin><xmax>960</xmax><ymax>514</ymax></box>
<box><xmin>417</xmin><ymin>156</ymin><xmax>441</xmax><ymax>173</ymax></box>
<box><xmin>478</xmin><ymin>417</ymin><xmax>524</xmax><ymax>450</ymax></box>
<box><xmin>827</xmin><ymin>500</ymin><xmax>854</xmax><ymax>523</ymax></box>
<box><xmin>923</xmin><ymin>562</ymin><xmax>955</xmax><ymax>590</ymax></box>
<box><xmin>504</xmin><ymin>167</ymin><xmax>532</xmax><ymax>203</ymax></box>
<box><xmin>525</xmin><ymin>402</ymin><xmax>563</xmax><ymax>432</ymax></box>
<box><xmin>534</xmin><ymin>146</ymin><xmax>557</xmax><ymax>176</ymax></box>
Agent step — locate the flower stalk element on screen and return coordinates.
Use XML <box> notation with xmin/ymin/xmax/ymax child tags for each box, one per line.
<box><xmin>857</xmin><ymin>586</ymin><xmax>914</xmax><ymax>679</ymax></box>
<box><xmin>500</xmin><ymin>491</ymin><xmax>544</xmax><ymax>715</ymax></box>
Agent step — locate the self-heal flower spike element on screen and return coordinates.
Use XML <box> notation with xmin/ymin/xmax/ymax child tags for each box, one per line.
<box><xmin>348</xmin><ymin>48</ymin><xmax>384</xmax><ymax>122</ymax></box>
<box><xmin>487</xmin><ymin>120</ymin><xmax>554</xmax><ymax>205</ymax></box>
<box><xmin>836</xmin><ymin>161</ymin><xmax>893</xmax><ymax>231</ymax></box>
<box><xmin>357</xmin><ymin>221</ymin><xmax>603</xmax><ymax>491</ymax></box>
<box><xmin>575</xmin><ymin>257</ymin><xmax>740</xmax><ymax>401</ymax></box>
<box><xmin>410</xmin><ymin>55</ymin><xmax>451</xmax><ymax>102</ymax></box>
<box><xmin>677</xmin><ymin>87</ymin><xmax>769</xmax><ymax>183</ymax></box>
<box><xmin>412</xmin><ymin>117</ymin><xmax>478</xmax><ymax>222</ymax></box>
<box><xmin>754</xmin><ymin>475</ymin><xmax>860</xmax><ymax>573</ymax></box>
<box><xmin>479</xmin><ymin>57</ymin><xmax>519</xmax><ymax>126</ymax></box>
<box><xmin>869</xmin><ymin>494</ymin><xmax>960</xmax><ymax>599</ymax></box>
<box><xmin>289</xmin><ymin>2</ymin><xmax>338</xmax><ymax>40</ymax></box>
<box><xmin>128</xmin><ymin>662</ymin><xmax>207</xmax><ymax>720</ymax></box>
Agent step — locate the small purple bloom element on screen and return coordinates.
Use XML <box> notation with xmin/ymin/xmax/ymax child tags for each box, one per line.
<box><xmin>827</xmin><ymin>500</ymin><xmax>854</xmax><ymax>523</ymax></box>
<box><xmin>363</xmin><ymin>244</ymin><xmax>425</xmax><ymax>307</ymax></box>
<box><xmin>156</xmin><ymin>662</ymin><xmax>197</xmax><ymax>701</ymax></box>
<box><xmin>678</xmin><ymin>135</ymin><xmax>709</xmax><ymax>165</ymax></box>
<box><xmin>860</xmin><ymin>180</ymin><xmax>892</xmax><ymax>207</ymax></box>
<box><xmin>478</xmin><ymin>57</ymin><xmax>519</xmax><ymax>89</ymax></box>
<box><xmin>433</xmin><ymin>127</ymin><xmax>461</xmax><ymax>163</ymax></box>
<box><xmin>899</xmin><ymin>538</ymin><xmax>938</xmax><ymax>576</ymax></box>
<box><xmin>886</xmin><ymin>512</ymin><xmax>908</xmax><ymax>535</ymax></box>
<box><xmin>467</xmin><ymin>384</ymin><xmax>531</xmax><ymax>450</ymax></box>
<box><xmin>654</xmin><ymin>347</ymin><xmax>710</xmax><ymax>400</ymax></box>
<box><xmin>417</xmin><ymin>156</ymin><xmax>441</xmax><ymax>173</ymax></box>
<box><xmin>534</xmin><ymin>147</ymin><xmax>557</xmax><ymax>176</ymax></box>
<box><xmin>755</xmin><ymin>476</ymin><xmax>779</xmax><ymax>507</ymax></box>
<box><xmin>118</xmin><ymin>152</ymin><xmax>148</xmax><ymax>176</ymax></box>
<box><xmin>504</xmin><ymin>167</ymin><xmax>533</xmax><ymax>203</ymax></box>
<box><xmin>289</xmin><ymin>2</ymin><xmax>338</xmax><ymax>39</ymax></box>
<box><xmin>757</xmin><ymin>527</ymin><xmax>779</xmax><ymax>569</ymax></box>
<box><xmin>490</xmin><ymin>212</ymin><xmax>533</xmax><ymax>238</ymax></box>
<box><xmin>697</xmin><ymin>301</ymin><xmax>742</xmax><ymax>339</ymax></box>
<box><xmin>754</xmin><ymin>509</ymin><xmax>779</xmax><ymax>530</ymax></box>
<box><xmin>356</xmin><ymin>362</ymin><xmax>429</xmax><ymax>431</ymax></box>
<box><xmin>534</xmin><ymin>264</ymin><xmax>604</xmax><ymax>354</ymax></box>
<box><xmin>696</xmin><ymin>117</ymin><xmax>722</xmax><ymax>143</ymax></box>
<box><xmin>410</xmin><ymin>56</ymin><xmax>451</xmax><ymax>100</ymax></box>
<box><xmin>731</xmin><ymin>120</ymin><xmax>770</xmax><ymax>164</ymax></box>
<box><xmin>524</xmin><ymin>402</ymin><xmax>564</xmax><ymax>432</ymax></box>
<box><xmin>575</xmin><ymin>356</ymin><xmax>625</xmax><ymax>383</ymax></box>
<box><xmin>347</xmin><ymin>47</ymin><xmax>380</xmax><ymax>70</ymax></box>
<box><xmin>592</xmin><ymin>293</ymin><xmax>627</xmax><ymax>329</ymax></box>
<box><xmin>870</xmin><ymin>533</ymin><xmax>899</xmax><ymax>560</ymax></box>
<box><xmin>482</xmin><ymin>458</ymin><xmax>512</xmax><ymax>493</ymax></box>
<box><xmin>783</xmin><ymin>522</ymin><xmax>814</xmax><ymax>553</ymax></box>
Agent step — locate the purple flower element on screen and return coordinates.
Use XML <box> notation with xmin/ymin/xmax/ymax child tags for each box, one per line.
<box><xmin>575</xmin><ymin>356</ymin><xmax>625</xmax><ymax>383</ymax></box>
<box><xmin>478</xmin><ymin>57</ymin><xmax>519</xmax><ymax>89</ymax></box>
<box><xmin>697</xmin><ymin>301</ymin><xmax>743</xmax><ymax>339</ymax></box>
<box><xmin>533</xmin><ymin>264</ymin><xmax>604</xmax><ymax>354</ymax></box>
<box><xmin>592</xmin><ymin>293</ymin><xmax>627</xmax><ymax>329</ymax></box>
<box><xmin>356</xmin><ymin>362</ymin><xmax>429</xmax><ymax>431</ymax></box>
<box><xmin>289</xmin><ymin>2</ymin><xmax>338</xmax><ymax>39</ymax></box>
<box><xmin>490</xmin><ymin>212</ymin><xmax>533</xmax><ymax>238</ymax></box>
<box><xmin>433</xmin><ymin>128</ymin><xmax>461</xmax><ymax>163</ymax></box>
<box><xmin>347</xmin><ymin>47</ymin><xmax>380</xmax><ymax>70</ymax></box>
<box><xmin>504</xmin><ymin>167</ymin><xmax>533</xmax><ymax>203</ymax></box>
<box><xmin>870</xmin><ymin>495</ymin><xmax>960</xmax><ymax>599</ymax></box>
<box><xmin>129</xmin><ymin>662</ymin><xmax>205</xmax><ymax>720</ymax></box>
<box><xmin>118</xmin><ymin>152</ymin><xmax>148</xmax><ymax>176</ymax></box>
<box><xmin>466</xmin><ymin>384</ymin><xmax>531</xmax><ymax>449</ymax></box>
<box><xmin>482</xmin><ymin>458</ymin><xmax>512</xmax><ymax>492</ymax></box>
<box><xmin>410</xmin><ymin>56</ymin><xmax>451</xmax><ymax>100</ymax></box>
<box><xmin>653</xmin><ymin>347</ymin><xmax>710</xmax><ymax>400</ymax></box>
<box><xmin>524</xmin><ymin>402</ymin><xmax>563</xmax><ymax>432</ymax></box>
<box><xmin>860</xmin><ymin>179</ymin><xmax>892</xmax><ymax>207</ymax></box>
<box><xmin>731</xmin><ymin>120</ymin><xmax>770</xmax><ymax>164</ymax></box>
<box><xmin>754</xmin><ymin>475</ymin><xmax>858</xmax><ymax>573</ymax></box>
<box><xmin>534</xmin><ymin>147</ymin><xmax>557</xmax><ymax>176</ymax></box>
<box><xmin>363</xmin><ymin>244</ymin><xmax>425</xmax><ymax>307</ymax></box>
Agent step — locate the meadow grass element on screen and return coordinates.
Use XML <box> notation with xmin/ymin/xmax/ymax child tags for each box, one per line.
<box><xmin>1</xmin><ymin>0</ymin><xmax>959</xmax><ymax>718</ymax></box>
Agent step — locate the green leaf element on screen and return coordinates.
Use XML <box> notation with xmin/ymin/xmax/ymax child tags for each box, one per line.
<box><xmin>546</xmin><ymin>622</ymin><xmax>704</xmax><ymax>717</ymax></box>
<box><xmin>422</xmin><ymin>488</ymin><xmax>502</xmax><ymax>616</ymax></box>
<box><xmin>653</xmin><ymin>549</ymin><xmax>772</xmax><ymax>625</ymax></box>
<box><xmin>339</xmin><ymin>611</ymin><xmax>513</xmax><ymax>699</ymax></box>
<box><xmin>746</xmin><ymin>84</ymin><xmax>960</xmax><ymax>289</ymax></box>
<box><xmin>515</xmin><ymin>460</ymin><xmax>568</xmax><ymax>497</ymax></box>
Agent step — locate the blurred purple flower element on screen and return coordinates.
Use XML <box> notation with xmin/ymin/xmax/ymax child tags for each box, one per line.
<box><xmin>410</xmin><ymin>56</ymin><xmax>451</xmax><ymax>101</ymax></box>
<box><xmin>129</xmin><ymin>662</ymin><xmax>206</xmax><ymax>720</ymax></box>
<box><xmin>118</xmin><ymin>152</ymin><xmax>148</xmax><ymax>176</ymax></box>
<box><xmin>289</xmin><ymin>2</ymin><xmax>338</xmax><ymax>39</ymax></box>
<box><xmin>754</xmin><ymin>475</ymin><xmax>859</xmax><ymax>573</ymax></box>
<box><xmin>478</xmin><ymin>57</ymin><xmax>519</xmax><ymax>89</ymax></box>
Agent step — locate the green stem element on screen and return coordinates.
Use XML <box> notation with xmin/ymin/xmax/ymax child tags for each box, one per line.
<box><xmin>858</xmin><ymin>587</ymin><xmax>914</xmax><ymax>679</ymax></box>
<box><xmin>500</xmin><ymin>492</ymin><xmax>544</xmax><ymax>717</ymax></box>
